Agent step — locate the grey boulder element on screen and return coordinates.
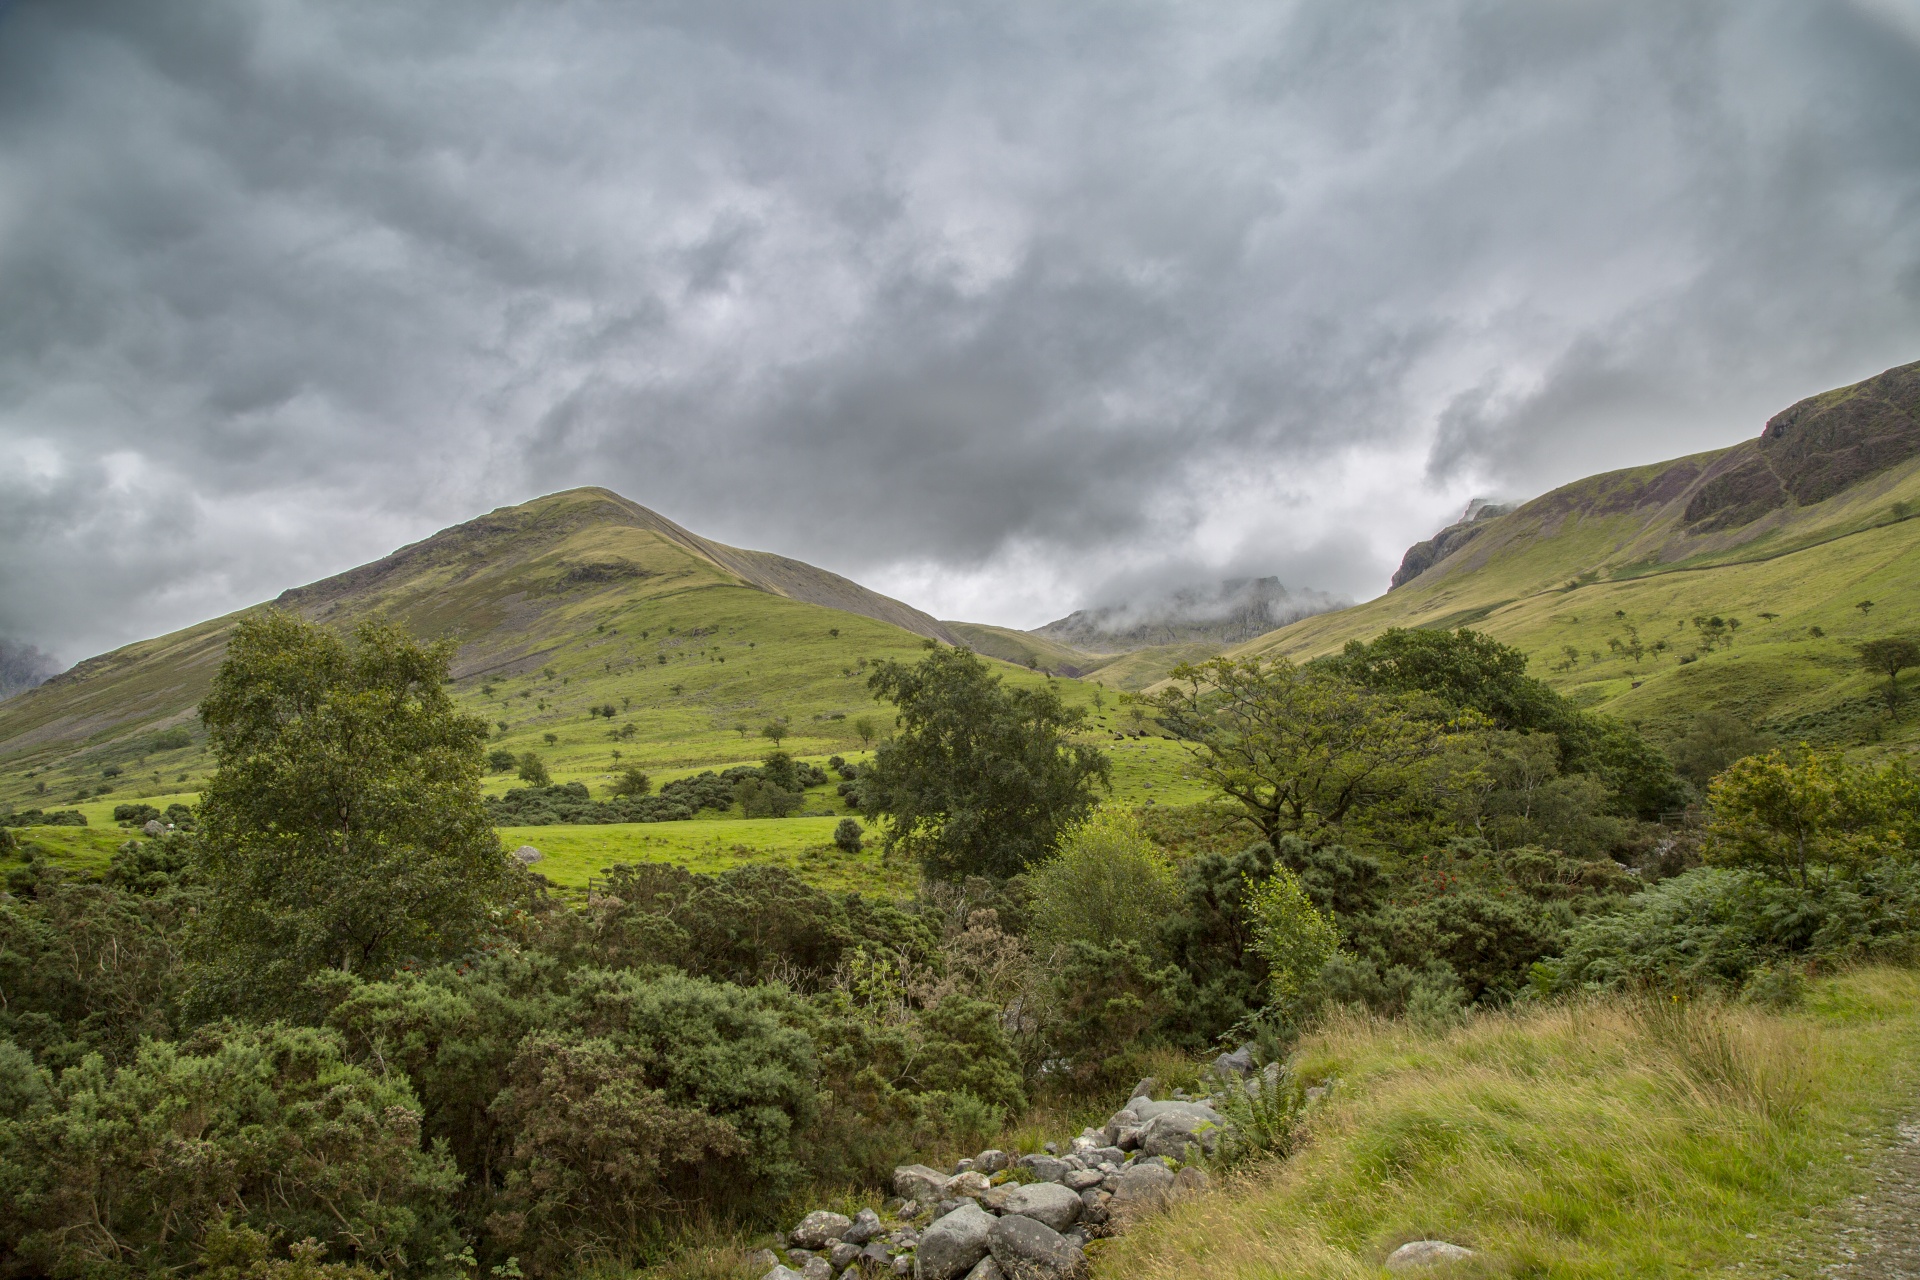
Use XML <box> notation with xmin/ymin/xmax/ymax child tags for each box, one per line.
<box><xmin>962</xmin><ymin>1259</ymin><xmax>1004</xmax><ymax>1280</ymax></box>
<box><xmin>802</xmin><ymin>1259</ymin><xmax>834</xmax><ymax>1280</ymax></box>
<box><xmin>793</xmin><ymin>1212</ymin><xmax>854</xmax><ymax>1250</ymax></box>
<box><xmin>1107</xmin><ymin>1161</ymin><xmax>1176</xmax><ymax>1213</ymax></box>
<box><xmin>829</xmin><ymin>1244</ymin><xmax>864</xmax><ymax>1271</ymax></box>
<box><xmin>980</xmin><ymin>1182</ymin><xmax>1081</xmax><ymax>1232</ymax></box>
<box><xmin>1129</xmin><ymin>1077</ymin><xmax>1157</xmax><ymax>1100</ymax></box>
<box><xmin>1015</xmin><ymin>1154</ymin><xmax>1069</xmax><ymax>1183</ymax></box>
<box><xmin>974</xmin><ymin>1149</ymin><xmax>1012</xmax><ymax>1174</ymax></box>
<box><xmin>764</xmin><ymin>1268</ymin><xmax>805</xmax><ymax>1280</ymax></box>
<box><xmin>895</xmin><ymin>1165</ymin><xmax>950</xmax><ymax>1205</ymax></box>
<box><xmin>945</xmin><ymin>1171</ymin><xmax>992</xmax><ymax>1199</ymax></box>
<box><xmin>914</xmin><ymin>1202</ymin><xmax>995</xmax><ymax>1280</ymax></box>
<box><xmin>986</xmin><ymin>1215</ymin><xmax>1088</xmax><ymax>1280</ymax></box>
<box><xmin>843</xmin><ymin>1210</ymin><xmax>885</xmax><ymax>1246</ymax></box>
<box><xmin>1385</xmin><ymin>1241</ymin><xmax>1476</xmax><ymax>1271</ymax></box>
<box><xmin>1102</xmin><ymin>1109</ymin><xmax>1141</xmax><ymax>1149</ymax></box>
<box><xmin>1137</xmin><ymin>1109</ymin><xmax>1226</xmax><ymax>1160</ymax></box>
<box><xmin>1129</xmin><ymin>1099</ymin><xmax>1223</xmax><ymax>1124</ymax></box>
<box><xmin>747</xmin><ymin>1251</ymin><xmax>781</xmax><ymax>1273</ymax></box>
<box><xmin>1212</xmin><ymin>1043</ymin><xmax>1254</xmax><ymax>1077</ymax></box>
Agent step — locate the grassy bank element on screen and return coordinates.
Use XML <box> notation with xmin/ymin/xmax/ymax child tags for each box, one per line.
<box><xmin>498</xmin><ymin>816</ymin><xmax>918</xmax><ymax>896</ymax></box>
<box><xmin>1101</xmin><ymin>968</ymin><xmax>1920</xmax><ymax>1279</ymax></box>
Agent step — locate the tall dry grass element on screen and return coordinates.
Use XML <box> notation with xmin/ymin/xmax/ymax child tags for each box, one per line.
<box><xmin>1096</xmin><ymin>969</ymin><xmax>1920</xmax><ymax>1279</ymax></box>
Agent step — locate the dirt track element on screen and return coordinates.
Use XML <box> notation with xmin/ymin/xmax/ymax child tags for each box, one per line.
<box><xmin>1823</xmin><ymin>1121</ymin><xmax>1920</xmax><ymax>1279</ymax></box>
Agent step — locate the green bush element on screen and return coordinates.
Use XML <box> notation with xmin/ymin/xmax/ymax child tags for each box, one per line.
<box><xmin>1028</xmin><ymin>808</ymin><xmax>1177</xmax><ymax>958</ymax></box>
<box><xmin>0</xmin><ymin>1023</ymin><xmax>463</xmax><ymax>1280</ymax></box>
<box><xmin>113</xmin><ymin>803</ymin><xmax>163</xmax><ymax>826</ymax></box>
<box><xmin>516</xmin><ymin>752</ymin><xmax>550</xmax><ymax>785</ymax></box>
<box><xmin>833</xmin><ymin>818</ymin><xmax>863</xmax><ymax>851</ymax></box>
<box><xmin>487</xmin><ymin>747</ymin><xmax>518</xmax><ymax>772</ymax></box>
<box><xmin>148</xmin><ymin>726</ymin><xmax>195</xmax><ymax>752</ymax></box>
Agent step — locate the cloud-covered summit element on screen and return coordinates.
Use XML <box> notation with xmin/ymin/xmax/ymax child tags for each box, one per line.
<box><xmin>3</xmin><ymin>0</ymin><xmax>1918</xmax><ymax>666</ymax></box>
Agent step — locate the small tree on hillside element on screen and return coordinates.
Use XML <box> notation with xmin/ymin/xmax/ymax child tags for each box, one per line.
<box><xmin>518</xmin><ymin>753</ymin><xmax>551</xmax><ymax>785</ymax></box>
<box><xmin>1860</xmin><ymin>637</ymin><xmax>1920</xmax><ymax>713</ymax></box>
<box><xmin>761</xmin><ymin>718</ymin><xmax>790</xmax><ymax>748</ymax></box>
<box><xmin>610</xmin><ymin>766</ymin><xmax>651</xmax><ymax>797</ymax></box>
<box><xmin>853</xmin><ymin>716</ymin><xmax>877</xmax><ymax>748</ymax></box>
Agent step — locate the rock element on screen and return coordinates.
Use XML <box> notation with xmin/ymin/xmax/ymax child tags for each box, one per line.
<box><xmin>1130</xmin><ymin>1099</ymin><xmax>1224</xmax><ymax>1124</ymax></box>
<box><xmin>975</xmin><ymin>1149</ymin><xmax>1011</xmax><ymax>1174</ymax></box>
<box><xmin>962</xmin><ymin>1258</ymin><xmax>1004</xmax><ymax>1280</ymax></box>
<box><xmin>889</xmin><ymin>1229</ymin><xmax>920</xmax><ymax>1248</ymax></box>
<box><xmin>946</xmin><ymin>1171</ymin><xmax>993</xmax><ymax>1199</ymax></box>
<box><xmin>914</xmin><ymin>1203</ymin><xmax>995</xmax><ymax>1280</ymax></box>
<box><xmin>863</xmin><ymin>1244</ymin><xmax>893</xmax><ymax>1267</ymax></box>
<box><xmin>1063</xmin><ymin>1169</ymin><xmax>1103</xmax><ymax>1191</ymax></box>
<box><xmin>954</xmin><ymin>1158</ymin><xmax>976</xmax><ymax>1174</ymax></box>
<box><xmin>1043</xmin><ymin>1142</ymin><xmax>1058</xmax><ymax>1155</ymax></box>
<box><xmin>1015</xmin><ymin>1154</ymin><xmax>1069</xmax><ymax>1183</ymax></box>
<box><xmin>1129</xmin><ymin>1077</ymin><xmax>1157</xmax><ymax>1100</ymax></box>
<box><xmin>980</xmin><ymin>1182</ymin><xmax>1082</xmax><ymax>1232</ymax></box>
<box><xmin>794</xmin><ymin>1212</ymin><xmax>855</xmax><ymax>1250</ymax></box>
<box><xmin>897</xmin><ymin>1202</ymin><xmax>922</xmax><ymax>1222</ymax></box>
<box><xmin>511</xmin><ymin>843</ymin><xmax>543</xmax><ymax>865</ymax></box>
<box><xmin>1108</xmin><ymin>1161</ymin><xmax>1176</xmax><ymax>1214</ymax></box>
<box><xmin>844</xmin><ymin>1209</ymin><xmax>885</xmax><ymax>1245</ymax></box>
<box><xmin>830</xmin><ymin>1243</ymin><xmax>864</xmax><ymax>1271</ymax></box>
<box><xmin>1078</xmin><ymin>1189</ymin><xmax>1110</xmax><ymax>1226</ymax></box>
<box><xmin>1212</xmin><ymin>1043</ymin><xmax>1254</xmax><ymax>1077</ymax></box>
<box><xmin>764</xmin><ymin>1268</ymin><xmax>805</xmax><ymax>1280</ymax></box>
<box><xmin>142</xmin><ymin>819</ymin><xmax>166</xmax><ymax>837</ymax></box>
<box><xmin>748</xmin><ymin>1250</ymin><xmax>781</xmax><ymax>1272</ymax></box>
<box><xmin>788</xmin><ymin>1251</ymin><xmax>817</xmax><ymax>1267</ymax></box>
<box><xmin>1173</xmin><ymin>1166</ymin><xmax>1210</xmax><ymax>1193</ymax></box>
<box><xmin>840</xmin><ymin>1269</ymin><xmax>860</xmax><ymax>1280</ymax></box>
<box><xmin>896</xmin><ymin>1165</ymin><xmax>950</xmax><ymax>1205</ymax></box>
<box><xmin>1102</xmin><ymin>1109</ymin><xmax>1141</xmax><ymax>1149</ymax></box>
<box><xmin>1061</xmin><ymin>1229</ymin><xmax>1088</xmax><ymax>1249</ymax></box>
<box><xmin>1084</xmin><ymin>1146</ymin><xmax>1125</xmax><ymax>1166</ymax></box>
<box><xmin>803</xmin><ymin>1259</ymin><xmax>834</xmax><ymax>1280</ymax></box>
<box><xmin>1384</xmin><ymin>1241</ymin><xmax>1475</xmax><ymax>1271</ymax></box>
<box><xmin>1138</xmin><ymin>1109</ymin><xmax>1226</xmax><ymax>1160</ymax></box>
<box><xmin>892</xmin><ymin>1259</ymin><xmax>913</xmax><ymax>1277</ymax></box>
<box><xmin>986</xmin><ymin>1215</ymin><xmax>1087</xmax><ymax>1280</ymax></box>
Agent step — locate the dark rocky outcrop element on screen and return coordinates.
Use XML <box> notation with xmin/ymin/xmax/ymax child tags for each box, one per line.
<box><xmin>1390</xmin><ymin>502</ymin><xmax>1512</xmax><ymax>590</ymax></box>
<box><xmin>1684</xmin><ymin>359</ymin><xmax>1920</xmax><ymax>531</ymax></box>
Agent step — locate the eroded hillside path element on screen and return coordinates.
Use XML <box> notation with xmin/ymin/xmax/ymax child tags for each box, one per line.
<box><xmin>1822</xmin><ymin>1120</ymin><xmax>1920</xmax><ymax>1279</ymax></box>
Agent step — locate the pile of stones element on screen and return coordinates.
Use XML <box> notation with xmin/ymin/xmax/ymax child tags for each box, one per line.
<box><xmin>757</xmin><ymin>1077</ymin><xmax>1232</xmax><ymax>1280</ymax></box>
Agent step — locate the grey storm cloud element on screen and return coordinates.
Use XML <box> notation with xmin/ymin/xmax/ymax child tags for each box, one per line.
<box><xmin>3</xmin><ymin>0</ymin><xmax>1920</xmax><ymax>665</ymax></box>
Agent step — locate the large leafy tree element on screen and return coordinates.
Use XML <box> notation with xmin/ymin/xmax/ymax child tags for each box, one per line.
<box><xmin>1153</xmin><ymin>655</ymin><xmax>1466</xmax><ymax>849</ymax></box>
<box><xmin>860</xmin><ymin>646</ymin><xmax>1109</xmax><ymax>881</ymax></box>
<box><xmin>192</xmin><ymin>612</ymin><xmax>513</xmax><ymax>1012</ymax></box>
<box><xmin>1706</xmin><ymin>746</ymin><xmax>1920</xmax><ymax>887</ymax></box>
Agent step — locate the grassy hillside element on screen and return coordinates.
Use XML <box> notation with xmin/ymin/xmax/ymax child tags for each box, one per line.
<box><xmin>1235</xmin><ymin>361</ymin><xmax>1920</xmax><ymax>750</ymax></box>
<box><xmin>0</xmin><ymin>488</ymin><xmax>1205</xmax><ymax>858</ymax></box>
<box><xmin>1104</xmin><ymin>968</ymin><xmax>1920</xmax><ymax>1279</ymax></box>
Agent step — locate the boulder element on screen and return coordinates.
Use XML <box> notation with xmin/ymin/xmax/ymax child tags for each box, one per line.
<box><xmin>764</xmin><ymin>1268</ymin><xmax>805</xmax><ymax>1280</ymax></box>
<box><xmin>1078</xmin><ymin>1188</ymin><xmax>1110</xmax><ymax>1226</ymax></box>
<box><xmin>975</xmin><ymin>1149</ymin><xmax>1012</xmax><ymax>1174</ymax></box>
<box><xmin>1063</xmin><ymin>1169</ymin><xmax>1103</xmax><ymax>1192</ymax></box>
<box><xmin>1137</xmin><ymin>1109</ymin><xmax>1225</xmax><ymax>1160</ymax></box>
<box><xmin>914</xmin><ymin>1203</ymin><xmax>995</xmax><ymax>1280</ymax></box>
<box><xmin>1084</xmin><ymin>1146</ymin><xmax>1125</xmax><ymax>1166</ymax></box>
<box><xmin>511</xmin><ymin>844</ymin><xmax>543</xmax><ymax>865</ymax></box>
<box><xmin>1107</xmin><ymin>1161</ymin><xmax>1175</xmax><ymax>1214</ymax></box>
<box><xmin>793</xmin><ymin>1212</ymin><xmax>855</xmax><ymax>1250</ymax></box>
<box><xmin>1130</xmin><ymin>1099</ymin><xmax>1223</xmax><ymax>1124</ymax></box>
<box><xmin>986</xmin><ymin>1215</ymin><xmax>1088</xmax><ymax>1280</ymax></box>
<box><xmin>1015</xmin><ymin>1154</ymin><xmax>1069</xmax><ymax>1183</ymax></box>
<box><xmin>1384</xmin><ymin>1241</ymin><xmax>1475</xmax><ymax>1271</ymax></box>
<box><xmin>788</xmin><ymin>1251</ymin><xmax>817</xmax><ymax>1267</ymax></box>
<box><xmin>748</xmin><ymin>1250</ymin><xmax>781</xmax><ymax>1272</ymax></box>
<box><xmin>802</xmin><ymin>1259</ymin><xmax>834</xmax><ymax>1280</ymax></box>
<box><xmin>143</xmin><ymin>819</ymin><xmax>166</xmax><ymax>837</ymax></box>
<box><xmin>896</xmin><ymin>1165</ymin><xmax>950</xmax><ymax>1205</ymax></box>
<box><xmin>1102</xmin><ymin>1109</ymin><xmax>1141</xmax><ymax>1149</ymax></box>
<box><xmin>946</xmin><ymin>1171</ymin><xmax>993</xmax><ymax>1199</ymax></box>
<box><xmin>843</xmin><ymin>1209</ymin><xmax>885</xmax><ymax>1245</ymax></box>
<box><xmin>1173</xmin><ymin>1166</ymin><xmax>1210</xmax><ymax>1193</ymax></box>
<box><xmin>1129</xmin><ymin>1077</ymin><xmax>1157</xmax><ymax>1100</ymax></box>
<box><xmin>862</xmin><ymin>1244</ymin><xmax>893</xmax><ymax>1267</ymax></box>
<box><xmin>962</xmin><ymin>1259</ymin><xmax>1004</xmax><ymax>1280</ymax></box>
<box><xmin>891</xmin><ymin>1259</ymin><xmax>912</xmax><ymax>1278</ymax></box>
<box><xmin>980</xmin><ymin>1182</ymin><xmax>1081</xmax><ymax>1232</ymax></box>
<box><xmin>1212</xmin><ymin>1044</ymin><xmax>1254</xmax><ymax>1077</ymax></box>
<box><xmin>830</xmin><ymin>1244</ymin><xmax>864</xmax><ymax>1271</ymax></box>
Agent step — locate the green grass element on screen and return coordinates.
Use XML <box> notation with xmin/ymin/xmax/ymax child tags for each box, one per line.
<box><xmin>498</xmin><ymin>816</ymin><xmax>917</xmax><ymax>897</ymax></box>
<box><xmin>10</xmin><ymin>825</ymin><xmax>128</xmax><ymax>879</ymax></box>
<box><xmin>1099</xmin><ymin>968</ymin><xmax>1920</xmax><ymax>1279</ymax></box>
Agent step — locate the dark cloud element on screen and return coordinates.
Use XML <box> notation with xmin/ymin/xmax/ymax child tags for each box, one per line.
<box><xmin>4</xmin><ymin>0</ymin><xmax>1920</xmax><ymax>662</ymax></box>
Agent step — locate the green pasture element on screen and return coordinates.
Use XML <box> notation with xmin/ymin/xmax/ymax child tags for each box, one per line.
<box><xmin>497</xmin><ymin>816</ymin><xmax>916</xmax><ymax>897</ymax></box>
<box><xmin>9</xmin><ymin>825</ymin><xmax>127</xmax><ymax>879</ymax></box>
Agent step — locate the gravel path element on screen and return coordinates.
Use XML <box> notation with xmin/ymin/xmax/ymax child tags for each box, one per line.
<box><xmin>1824</xmin><ymin>1121</ymin><xmax>1920</xmax><ymax>1279</ymax></box>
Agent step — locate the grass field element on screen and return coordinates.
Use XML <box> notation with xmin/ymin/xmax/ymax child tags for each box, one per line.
<box><xmin>9</xmin><ymin>825</ymin><xmax>128</xmax><ymax>879</ymax></box>
<box><xmin>498</xmin><ymin>816</ymin><xmax>917</xmax><ymax>897</ymax></box>
<box><xmin>1100</xmin><ymin>967</ymin><xmax>1920</xmax><ymax>1279</ymax></box>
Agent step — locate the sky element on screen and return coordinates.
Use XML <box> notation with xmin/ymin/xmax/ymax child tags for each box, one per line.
<box><xmin>4</xmin><ymin>0</ymin><xmax>1920</xmax><ymax>669</ymax></box>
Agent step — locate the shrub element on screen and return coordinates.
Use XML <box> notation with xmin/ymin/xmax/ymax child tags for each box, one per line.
<box><xmin>1028</xmin><ymin>808</ymin><xmax>1177</xmax><ymax>957</ymax></box>
<box><xmin>1245</xmin><ymin>866</ymin><xmax>1341</xmax><ymax>1019</ymax></box>
<box><xmin>488</xmin><ymin>747</ymin><xmax>518</xmax><ymax>772</ymax></box>
<box><xmin>148</xmin><ymin>727</ymin><xmax>194</xmax><ymax>752</ymax></box>
<box><xmin>610</xmin><ymin>766</ymin><xmax>651</xmax><ymax>797</ymax></box>
<box><xmin>112</xmin><ymin>803</ymin><xmax>162</xmax><ymax>827</ymax></box>
<box><xmin>0</xmin><ymin>1023</ymin><xmax>462</xmax><ymax>1279</ymax></box>
<box><xmin>833</xmin><ymin>818</ymin><xmax>863</xmax><ymax>852</ymax></box>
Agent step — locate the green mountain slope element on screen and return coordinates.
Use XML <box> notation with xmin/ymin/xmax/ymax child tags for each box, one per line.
<box><xmin>0</xmin><ymin>489</ymin><xmax>1013</xmax><ymax>810</ymax></box>
<box><xmin>1234</xmin><ymin>359</ymin><xmax>1920</xmax><ymax>746</ymax></box>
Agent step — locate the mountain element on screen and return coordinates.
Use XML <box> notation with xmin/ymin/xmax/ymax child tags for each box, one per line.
<box><xmin>1234</xmin><ymin>357</ymin><xmax>1920</xmax><ymax>745</ymax></box>
<box><xmin>0</xmin><ymin>488</ymin><xmax>983</xmax><ymax>809</ymax></box>
<box><xmin>0</xmin><ymin>643</ymin><xmax>58</xmax><ymax>704</ymax></box>
<box><xmin>1033</xmin><ymin>577</ymin><xmax>1347</xmax><ymax>652</ymax></box>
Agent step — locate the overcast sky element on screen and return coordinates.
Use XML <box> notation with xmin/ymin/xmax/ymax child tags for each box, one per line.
<box><xmin>4</xmin><ymin>0</ymin><xmax>1920</xmax><ymax>667</ymax></box>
